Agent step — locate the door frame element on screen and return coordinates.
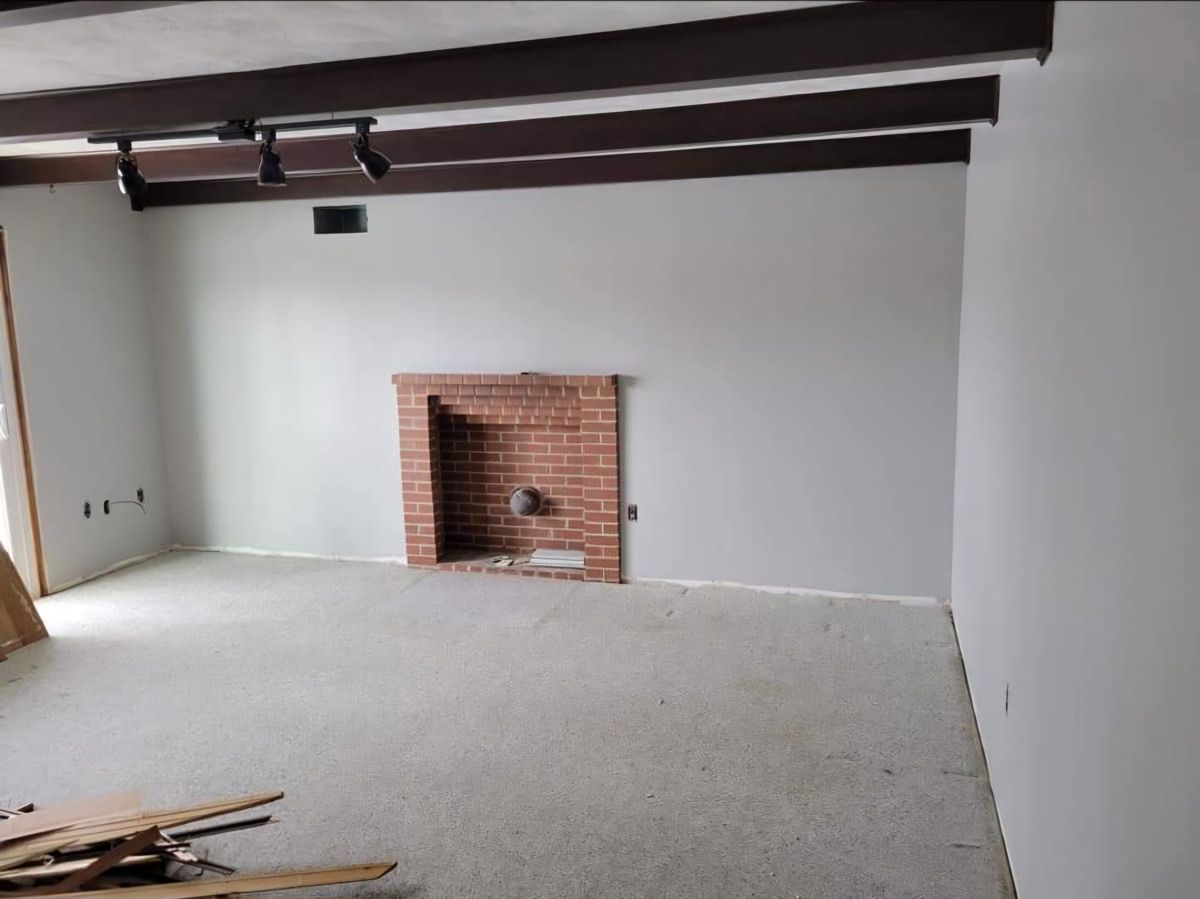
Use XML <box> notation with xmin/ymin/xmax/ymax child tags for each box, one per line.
<box><xmin>0</xmin><ymin>228</ymin><xmax>46</xmax><ymax>596</ymax></box>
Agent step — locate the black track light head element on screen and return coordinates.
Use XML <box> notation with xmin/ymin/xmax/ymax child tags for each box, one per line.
<box><xmin>352</xmin><ymin>131</ymin><xmax>391</xmax><ymax>183</ymax></box>
<box><xmin>257</xmin><ymin>132</ymin><xmax>286</xmax><ymax>187</ymax></box>
<box><xmin>115</xmin><ymin>141</ymin><xmax>148</xmax><ymax>212</ymax></box>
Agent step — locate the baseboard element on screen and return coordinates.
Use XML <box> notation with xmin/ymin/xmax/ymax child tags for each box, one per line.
<box><xmin>948</xmin><ymin>609</ymin><xmax>1019</xmax><ymax>896</ymax></box>
<box><xmin>47</xmin><ymin>545</ymin><xmax>175</xmax><ymax>594</ymax></box>
<box><xmin>175</xmin><ymin>544</ymin><xmax>409</xmax><ymax>566</ymax></box>
<box><xmin>629</xmin><ymin>575</ymin><xmax>944</xmax><ymax>607</ymax></box>
<box><xmin>56</xmin><ymin>545</ymin><xmax>940</xmax><ymax>607</ymax></box>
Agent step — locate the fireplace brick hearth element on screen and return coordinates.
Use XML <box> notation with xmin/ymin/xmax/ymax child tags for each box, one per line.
<box><xmin>393</xmin><ymin>373</ymin><xmax>620</xmax><ymax>583</ymax></box>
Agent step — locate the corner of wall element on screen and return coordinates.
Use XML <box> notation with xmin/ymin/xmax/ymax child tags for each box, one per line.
<box><xmin>0</xmin><ymin>183</ymin><xmax>173</xmax><ymax>589</ymax></box>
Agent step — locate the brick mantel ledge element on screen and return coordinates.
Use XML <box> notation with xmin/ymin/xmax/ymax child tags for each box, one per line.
<box><xmin>392</xmin><ymin>373</ymin><xmax>618</xmax><ymax>388</ymax></box>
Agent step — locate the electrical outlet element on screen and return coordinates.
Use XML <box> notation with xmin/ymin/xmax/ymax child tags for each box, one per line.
<box><xmin>136</xmin><ymin>487</ymin><xmax>145</xmax><ymax>503</ymax></box>
<box><xmin>627</xmin><ymin>504</ymin><xmax>638</xmax><ymax>522</ymax></box>
<box><xmin>103</xmin><ymin>500</ymin><xmax>110</xmax><ymax>515</ymax></box>
<box><xmin>83</xmin><ymin>501</ymin><xmax>91</xmax><ymax>519</ymax></box>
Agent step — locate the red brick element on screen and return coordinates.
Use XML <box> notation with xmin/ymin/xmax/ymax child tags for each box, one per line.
<box><xmin>396</xmin><ymin>372</ymin><xmax>619</xmax><ymax>578</ymax></box>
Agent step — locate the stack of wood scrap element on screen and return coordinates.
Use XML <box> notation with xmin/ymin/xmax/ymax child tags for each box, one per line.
<box><xmin>528</xmin><ymin>549</ymin><xmax>585</xmax><ymax>570</ymax></box>
<box><xmin>0</xmin><ymin>791</ymin><xmax>394</xmax><ymax>896</ymax></box>
<box><xmin>0</xmin><ymin>548</ymin><xmax>45</xmax><ymax>661</ymax></box>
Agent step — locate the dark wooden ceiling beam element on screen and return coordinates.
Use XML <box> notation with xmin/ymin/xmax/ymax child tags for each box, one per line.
<box><xmin>143</xmin><ymin>130</ymin><xmax>971</xmax><ymax>208</ymax></box>
<box><xmin>0</xmin><ymin>1</ymin><xmax>185</xmax><ymax>27</ymax></box>
<box><xmin>0</xmin><ymin>77</ymin><xmax>997</xmax><ymax>187</ymax></box>
<box><xmin>0</xmin><ymin>1</ymin><xmax>1051</xmax><ymax>142</ymax></box>
<box><xmin>0</xmin><ymin>1</ymin><xmax>74</xmax><ymax>9</ymax></box>
<box><xmin>0</xmin><ymin>0</ymin><xmax>77</xmax><ymax>10</ymax></box>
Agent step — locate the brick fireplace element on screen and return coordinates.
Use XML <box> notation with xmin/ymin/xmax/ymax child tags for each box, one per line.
<box><xmin>393</xmin><ymin>373</ymin><xmax>620</xmax><ymax>583</ymax></box>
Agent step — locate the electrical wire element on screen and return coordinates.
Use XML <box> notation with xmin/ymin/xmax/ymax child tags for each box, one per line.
<box><xmin>106</xmin><ymin>499</ymin><xmax>147</xmax><ymax>516</ymax></box>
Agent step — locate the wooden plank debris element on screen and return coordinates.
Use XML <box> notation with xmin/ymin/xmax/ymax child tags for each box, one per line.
<box><xmin>0</xmin><ymin>853</ymin><xmax>159</xmax><ymax>883</ymax></box>
<box><xmin>0</xmin><ymin>545</ymin><xmax>44</xmax><ymax>655</ymax></box>
<box><xmin>28</xmin><ymin>827</ymin><xmax>162</xmax><ymax>894</ymax></box>
<box><xmin>0</xmin><ymin>791</ymin><xmax>395</xmax><ymax>897</ymax></box>
<box><xmin>33</xmin><ymin>863</ymin><xmax>396</xmax><ymax>899</ymax></box>
<box><xmin>0</xmin><ymin>839</ymin><xmax>76</xmax><ymax>874</ymax></box>
<box><xmin>0</xmin><ymin>792</ymin><xmax>282</xmax><ymax>869</ymax></box>
<box><xmin>0</xmin><ymin>793</ymin><xmax>141</xmax><ymax>845</ymax></box>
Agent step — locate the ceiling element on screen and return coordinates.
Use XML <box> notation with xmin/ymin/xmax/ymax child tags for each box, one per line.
<box><xmin>0</xmin><ymin>0</ymin><xmax>1015</xmax><ymax>161</ymax></box>
<box><xmin>0</xmin><ymin>0</ymin><xmax>830</xmax><ymax>94</ymax></box>
<box><xmin>0</xmin><ymin>0</ymin><xmax>1054</xmax><ymax>205</ymax></box>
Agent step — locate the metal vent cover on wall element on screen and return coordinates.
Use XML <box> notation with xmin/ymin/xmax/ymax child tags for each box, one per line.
<box><xmin>313</xmin><ymin>205</ymin><xmax>367</xmax><ymax>234</ymax></box>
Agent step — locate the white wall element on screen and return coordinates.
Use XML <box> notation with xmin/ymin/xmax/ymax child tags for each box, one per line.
<box><xmin>147</xmin><ymin>165</ymin><xmax>965</xmax><ymax>597</ymax></box>
<box><xmin>953</xmin><ymin>3</ymin><xmax>1200</xmax><ymax>896</ymax></box>
<box><xmin>0</xmin><ymin>184</ymin><xmax>172</xmax><ymax>590</ymax></box>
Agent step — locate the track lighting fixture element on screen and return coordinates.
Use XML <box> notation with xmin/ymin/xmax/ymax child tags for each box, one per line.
<box><xmin>91</xmin><ymin>117</ymin><xmax>384</xmax><ymax>210</ymax></box>
<box><xmin>352</xmin><ymin>127</ymin><xmax>391</xmax><ymax>183</ymax></box>
<box><xmin>115</xmin><ymin>140</ymin><xmax>148</xmax><ymax>212</ymax></box>
<box><xmin>256</xmin><ymin>130</ymin><xmax>286</xmax><ymax>187</ymax></box>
